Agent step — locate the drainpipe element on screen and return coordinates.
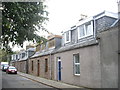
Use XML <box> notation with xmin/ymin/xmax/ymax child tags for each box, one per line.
<box><xmin>49</xmin><ymin>51</ymin><xmax>52</xmax><ymax>80</ymax></box>
<box><xmin>93</xmin><ymin>16</ymin><xmax>102</xmax><ymax>87</ymax></box>
<box><xmin>26</xmin><ymin>50</ymin><xmax>29</xmax><ymax>74</ymax></box>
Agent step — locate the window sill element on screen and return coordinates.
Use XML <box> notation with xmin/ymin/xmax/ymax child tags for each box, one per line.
<box><xmin>65</xmin><ymin>40</ymin><xmax>71</xmax><ymax>44</ymax></box>
<box><xmin>48</xmin><ymin>46</ymin><xmax>55</xmax><ymax>50</ymax></box>
<box><xmin>74</xmin><ymin>74</ymin><xmax>80</xmax><ymax>76</ymax></box>
<box><xmin>78</xmin><ymin>34</ymin><xmax>93</xmax><ymax>40</ymax></box>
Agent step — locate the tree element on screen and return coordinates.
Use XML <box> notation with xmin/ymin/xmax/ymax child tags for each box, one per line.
<box><xmin>0</xmin><ymin>48</ymin><xmax>13</xmax><ymax>62</ymax></box>
<box><xmin>2</xmin><ymin>2</ymin><xmax>48</xmax><ymax>50</ymax></box>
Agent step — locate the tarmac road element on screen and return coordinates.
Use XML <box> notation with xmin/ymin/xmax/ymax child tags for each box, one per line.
<box><xmin>2</xmin><ymin>71</ymin><xmax>54</xmax><ymax>89</ymax></box>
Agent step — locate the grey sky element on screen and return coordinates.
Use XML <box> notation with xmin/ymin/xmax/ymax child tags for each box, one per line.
<box><xmin>45</xmin><ymin>0</ymin><xmax>118</xmax><ymax>35</ymax></box>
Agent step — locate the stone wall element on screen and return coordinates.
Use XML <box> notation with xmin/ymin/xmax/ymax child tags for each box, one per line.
<box><xmin>98</xmin><ymin>26</ymin><xmax>118</xmax><ymax>88</ymax></box>
<box><xmin>13</xmin><ymin>61</ymin><xmax>27</xmax><ymax>73</ymax></box>
<box><xmin>28</xmin><ymin>55</ymin><xmax>54</xmax><ymax>80</ymax></box>
<box><xmin>54</xmin><ymin>44</ymin><xmax>101</xmax><ymax>88</ymax></box>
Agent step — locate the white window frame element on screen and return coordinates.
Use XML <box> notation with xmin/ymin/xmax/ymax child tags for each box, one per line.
<box><xmin>65</xmin><ymin>30</ymin><xmax>71</xmax><ymax>43</ymax></box>
<box><xmin>73</xmin><ymin>54</ymin><xmax>80</xmax><ymax>76</ymax></box>
<box><xmin>11</xmin><ymin>55</ymin><xmax>14</xmax><ymax>61</ymax></box>
<box><xmin>26</xmin><ymin>51</ymin><xmax>28</xmax><ymax>58</ymax></box>
<box><xmin>17</xmin><ymin>54</ymin><xmax>19</xmax><ymax>60</ymax></box>
<box><xmin>13</xmin><ymin>54</ymin><xmax>16</xmax><ymax>60</ymax></box>
<box><xmin>78</xmin><ymin>21</ymin><xmax>93</xmax><ymax>39</ymax></box>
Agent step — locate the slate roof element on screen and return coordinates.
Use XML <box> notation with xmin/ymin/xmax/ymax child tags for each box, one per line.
<box><xmin>30</xmin><ymin>11</ymin><xmax>119</xmax><ymax>58</ymax></box>
<box><xmin>52</xmin><ymin>39</ymin><xmax>98</xmax><ymax>54</ymax></box>
<box><xmin>30</xmin><ymin>49</ymin><xmax>54</xmax><ymax>58</ymax></box>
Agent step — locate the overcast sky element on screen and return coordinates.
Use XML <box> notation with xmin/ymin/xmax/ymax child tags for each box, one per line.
<box><xmin>45</xmin><ymin>0</ymin><xmax>118</xmax><ymax>35</ymax></box>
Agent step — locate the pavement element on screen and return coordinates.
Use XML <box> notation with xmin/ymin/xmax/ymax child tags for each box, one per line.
<box><xmin>18</xmin><ymin>71</ymin><xmax>89</xmax><ymax>89</ymax></box>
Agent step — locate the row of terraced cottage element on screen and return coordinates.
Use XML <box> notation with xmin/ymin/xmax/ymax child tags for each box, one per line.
<box><xmin>11</xmin><ymin>11</ymin><xmax>119</xmax><ymax>88</ymax></box>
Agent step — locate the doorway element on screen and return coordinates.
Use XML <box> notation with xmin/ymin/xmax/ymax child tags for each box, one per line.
<box><xmin>57</xmin><ymin>57</ymin><xmax>61</xmax><ymax>81</ymax></box>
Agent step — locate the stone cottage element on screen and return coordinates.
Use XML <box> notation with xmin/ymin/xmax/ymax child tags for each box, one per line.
<box><xmin>28</xmin><ymin>35</ymin><xmax>62</xmax><ymax>80</ymax></box>
<box><xmin>11</xmin><ymin>11</ymin><xmax>119</xmax><ymax>88</ymax></box>
<box><xmin>53</xmin><ymin>11</ymin><xmax>118</xmax><ymax>88</ymax></box>
<box><xmin>11</xmin><ymin>45</ymin><xmax>35</xmax><ymax>73</ymax></box>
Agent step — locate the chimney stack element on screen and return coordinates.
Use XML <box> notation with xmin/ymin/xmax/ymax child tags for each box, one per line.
<box><xmin>79</xmin><ymin>14</ymin><xmax>87</xmax><ymax>21</ymax></box>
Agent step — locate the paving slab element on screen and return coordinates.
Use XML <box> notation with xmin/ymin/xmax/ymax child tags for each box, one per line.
<box><xmin>17</xmin><ymin>72</ymin><xmax>89</xmax><ymax>89</ymax></box>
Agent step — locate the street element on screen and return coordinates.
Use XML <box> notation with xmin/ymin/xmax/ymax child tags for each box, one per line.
<box><xmin>2</xmin><ymin>71</ymin><xmax>54</xmax><ymax>89</ymax></box>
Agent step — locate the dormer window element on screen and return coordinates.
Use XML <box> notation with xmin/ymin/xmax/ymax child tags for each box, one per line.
<box><xmin>16</xmin><ymin>55</ymin><xmax>18</xmax><ymax>60</ymax></box>
<box><xmin>65</xmin><ymin>31</ymin><xmax>71</xmax><ymax>43</ymax></box>
<box><xmin>41</xmin><ymin>44</ymin><xmax>46</xmax><ymax>51</ymax></box>
<box><xmin>22</xmin><ymin>53</ymin><xmax>25</xmax><ymax>58</ymax></box>
<box><xmin>78</xmin><ymin>21</ymin><xmax>93</xmax><ymax>39</ymax></box>
<box><xmin>48</xmin><ymin>39</ymin><xmax>55</xmax><ymax>49</ymax></box>
<box><xmin>79</xmin><ymin>25</ymin><xmax>85</xmax><ymax>37</ymax></box>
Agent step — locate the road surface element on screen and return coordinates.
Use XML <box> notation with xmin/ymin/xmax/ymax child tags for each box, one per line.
<box><xmin>2</xmin><ymin>71</ymin><xmax>54</xmax><ymax>89</ymax></box>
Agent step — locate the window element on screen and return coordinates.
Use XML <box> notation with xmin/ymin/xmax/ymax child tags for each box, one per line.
<box><xmin>45</xmin><ymin>59</ymin><xmax>48</xmax><ymax>72</ymax></box>
<box><xmin>16</xmin><ymin>55</ymin><xmax>18</xmax><ymax>60</ymax></box>
<box><xmin>11</xmin><ymin>55</ymin><xmax>13</xmax><ymax>60</ymax></box>
<box><xmin>18</xmin><ymin>54</ymin><xmax>20</xmax><ymax>60</ymax></box>
<box><xmin>78</xmin><ymin>21</ymin><xmax>93</xmax><ymax>39</ymax></box>
<box><xmin>41</xmin><ymin>44</ymin><xmax>46</xmax><ymax>51</ymax></box>
<box><xmin>31</xmin><ymin>61</ymin><xmax>33</xmax><ymax>71</ymax></box>
<box><xmin>19</xmin><ymin>54</ymin><xmax>22</xmax><ymax>59</ymax></box>
<box><xmin>65</xmin><ymin>31</ymin><xmax>71</xmax><ymax>43</ymax></box>
<box><xmin>79</xmin><ymin>25</ymin><xmax>85</xmax><ymax>37</ymax></box>
<box><xmin>48</xmin><ymin>39</ymin><xmax>55</xmax><ymax>48</ymax></box>
<box><xmin>28</xmin><ymin>51</ymin><xmax>34</xmax><ymax>57</ymax></box>
<box><xmin>66</xmin><ymin>31</ymin><xmax>69</xmax><ymax>41</ymax></box>
<box><xmin>85</xmin><ymin>22</ymin><xmax>93</xmax><ymax>35</ymax></box>
<box><xmin>13</xmin><ymin>55</ymin><xmax>16</xmax><ymax>60</ymax></box>
<box><xmin>22</xmin><ymin>53</ymin><xmax>25</xmax><ymax>58</ymax></box>
<box><xmin>73</xmin><ymin>54</ymin><xmax>80</xmax><ymax>75</ymax></box>
<box><xmin>36</xmin><ymin>45</ymin><xmax>40</xmax><ymax>52</ymax></box>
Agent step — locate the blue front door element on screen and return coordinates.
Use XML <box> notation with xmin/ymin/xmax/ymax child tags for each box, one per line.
<box><xmin>58</xmin><ymin>57</ymin><xmax>61</xmax><ymax>81</ymax></box>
